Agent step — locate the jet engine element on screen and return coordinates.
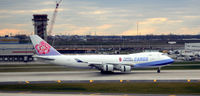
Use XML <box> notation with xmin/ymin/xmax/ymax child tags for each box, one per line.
<box><xmin>120</xmin><ymin>65</ymin><xmax>131</xmax><ymax>72</ymax></box>
<box><xmin>102</xmin><ymin>64</ymin><xmax>114</xmax><ymax>72</ymax></box>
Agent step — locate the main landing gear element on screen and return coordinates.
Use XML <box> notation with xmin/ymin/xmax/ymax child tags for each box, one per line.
<box><xmin>101</xmin><ymin>70</ymin><xmax>113</xmax><ymax>74</ymax></box>
<box><xmin>157</xmin><ymin>67</ymin><xmax>161</xmax><ymax>73</ymax></box>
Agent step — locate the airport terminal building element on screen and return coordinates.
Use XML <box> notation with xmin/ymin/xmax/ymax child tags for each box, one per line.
<box><xmin>185</xmin><ymin>43</ymin><xmax>200</xmax><ymax>51</ymax></box>
<box><xmin>0</xmin><ymin>36</ymin><xmax>34</xmax><ymax>63</ymax></box>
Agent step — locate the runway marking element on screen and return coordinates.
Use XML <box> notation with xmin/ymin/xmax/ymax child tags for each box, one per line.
<box><xmin>89</xmin><ymin>80</ymin><xmax>93</xmax><ymax>83</ymax></box>
<box><xmin>168</xmin><ymin>95</ymin><xmax>176</xmax><ymax>96</ymax></box>
<box><xmin>90</xmin><ymin>93</ymin><xmax>101</xmax><ymax>95</ymax></box>
<box><xmin>25</xmin><ymin>81</ymin><xmax>30</xmax><ymax>84</ymax></box>
<box><xmin>57</xmin><ymin>80</ymin><xmax>61</xmax><ymax>83</ymax></box>
<box><xmin>123</xmin><ymin>94</ymin><xmax>129</xmax><ymax>96</ymax></box>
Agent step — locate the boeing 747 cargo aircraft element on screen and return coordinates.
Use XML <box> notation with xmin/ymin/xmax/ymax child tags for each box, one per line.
<box><xmin>30</xmin><ymin>35</ymin><xmax>174</xmax><ymax>73</ymax></box>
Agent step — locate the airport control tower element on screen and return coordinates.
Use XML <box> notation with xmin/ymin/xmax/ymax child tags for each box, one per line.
<box><xmin>32</xmin><ymin>14</ymin><xmax>49</xmax><ymax>41</ymax></box>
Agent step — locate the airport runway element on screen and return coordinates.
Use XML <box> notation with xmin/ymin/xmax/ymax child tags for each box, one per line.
<box><xmin>0</xmin><ymin>70</ymin><xmax>200</xmax><ymax>83</ymax></box>
<box><xmin>0</xmin><ymin>92</ymin><xmax>198</xmax><ymax>96</ymax></box>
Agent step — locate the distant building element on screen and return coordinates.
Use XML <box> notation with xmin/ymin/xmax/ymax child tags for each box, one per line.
<box><xmin>0</xmin><ymin>44</ymin><xmax>34</xmax><ymax>62</ymax></box>
<box><xmin>176</xmin><ymin>43</ymin><xmax>200</xmax><ymax>57</ymax></box>
<box><xmin>32</xmin><ymin>14</ymin><xmax>49</xmax><ymax>41</ymax></box>
<box><xmin>185</xmin><ymin>43</ymin><xmax>200</xmax><ymax>51</ymax></box>
<box><xmin>0</xmin><ymin>35</ymin><xmax>35</xmax><ymax>63</ymax></box>
<box><xmin>0</xmin><ymin>37</ymin><xmax>19</xmax><ymax>44</ymax></box>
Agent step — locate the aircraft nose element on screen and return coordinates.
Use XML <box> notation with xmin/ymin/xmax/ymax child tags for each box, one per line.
<box><xmin>167</xmin><ymin>56</ymin><xmax>174</xmax><ymax>64</ymax></box>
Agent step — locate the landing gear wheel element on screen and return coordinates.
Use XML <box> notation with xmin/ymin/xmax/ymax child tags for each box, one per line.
<box><xmin>100</xmin><ymin>70</ymin><xmax>113</xmax><ymax>74</ymax></box>
<box><xmin>101</xmin><ymin>70</ymin><xmax>105</xmax><ymax>74</ymax></box>
<box><xmin>157</xmin><ymin>67</ymin><xmax>161</xmax><ymax>73</ymax></box>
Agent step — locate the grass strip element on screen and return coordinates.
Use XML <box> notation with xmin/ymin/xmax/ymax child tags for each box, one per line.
<box><xmin>0</xmin><ymin>82</ymin><xmax>200</xmax><ymax>94</ymax></box>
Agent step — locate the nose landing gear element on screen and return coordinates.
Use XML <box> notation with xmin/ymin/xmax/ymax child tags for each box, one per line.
<box><xmin>157</xmin><ymin>67</ymin><xmax>161</xmax><ymax>73</ymax></box>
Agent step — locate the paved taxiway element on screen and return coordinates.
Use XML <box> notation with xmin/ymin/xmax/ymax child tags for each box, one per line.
<box><xmin>0</xmin><ymin>70</ymin><xmax>199</xmax><ymax>82</ymax></box>
<box><xmin>0</xmin><ymin>92</ymin><xmax>199</xmax><ymax>96</ymax></box>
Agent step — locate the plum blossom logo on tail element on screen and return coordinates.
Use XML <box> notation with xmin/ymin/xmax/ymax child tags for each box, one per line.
<box><xmin>35</xmin><ymin>41</ymin><xmax>51</xmax><ymax>54</ymax></box>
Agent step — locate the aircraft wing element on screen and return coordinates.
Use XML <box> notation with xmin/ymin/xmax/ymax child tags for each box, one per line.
<box><xmin>74</xmin><ymin>58</ymin><xmax>133</xmax><ymax>68</ymax></box>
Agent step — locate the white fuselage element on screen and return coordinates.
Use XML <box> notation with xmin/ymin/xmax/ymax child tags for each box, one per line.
<box><xmin>38</xmin><ymin>52</ymin><xmax>173</xmax><ymax>69</ymax></box>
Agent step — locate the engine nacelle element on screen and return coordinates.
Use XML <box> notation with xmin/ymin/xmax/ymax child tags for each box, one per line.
<box><xmin>102</xmin><ymin>64</ymin><xmax>114</xmax><ymax>72</ymax></box>
<box><xmin>120</xmin><ymin>65</ymin><xmax>131</xmax><ymax>72</ymax></box>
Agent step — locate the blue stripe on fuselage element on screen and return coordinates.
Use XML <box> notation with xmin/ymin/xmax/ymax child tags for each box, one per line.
<box><xmin>134</xmin><ymin>59</ymin><xmax>174</xmax><ymax>68</ymax></box>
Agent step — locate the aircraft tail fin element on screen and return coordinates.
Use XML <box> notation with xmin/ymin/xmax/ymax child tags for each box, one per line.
<box><xmin>30</xmin><ymin>35</ymin><xmax>61</xmax><ymax>56</ymax></box>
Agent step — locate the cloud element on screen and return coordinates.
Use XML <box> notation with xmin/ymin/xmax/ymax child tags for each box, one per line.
<box><xmin>120</xmin><ymin>27</ymin><xmax>157</xmax><ymax>35</ymax></box>
<box><xmin>61</xmin><ymin>26</ymin><xmax>93</xmax><ymax>35</ymax></box>
<box><xmin>174</xmin><ymin>27</ymin><xmax>200</xmax><ymax>35</ymax></box>
<box><xmin>120</xmin><ymin>24</ymin><xmax>200</xmax><ymax>36</ymax></box>
<box><xmin>1</xmin><ymin>0</ymin><xmax>200</xmax><ymax>36</ymax></box>
<box><xmin>56</xmin><ymin>24</ymin><xmax>113</xmax><ymax>35</ymax></box>
<box><xmin>15</xmin><ymin>24</ymin><xmax>28</xmax><ymax>27</ymax></box>
<box><xmin>54</xmin><ymin>24</ymin><xmax>77</xmax><ymax>29</ymax></box>
<box><xmin>93</xmin><ymin>10</ymin><xmax>107</xmax><ymax>15</ymax></box>
<box><xmin>183</xmin><ymin>16</ymin><xmax>200</xmax><ymax>19</ymax></box>
<box><xmin>79</xmin><ymin>10</ymin><xmax>107</xmax><ymax>15</ymax></box>
<box><xmin>0</xmin><ymin>8</ymin><xmax>64</xmax><ymax>14</ymax></box>
<box><xmin>31</xmin><ymin>8</ymin><xmax>55</xmax><ymax>13</ymax></box>
<box><xmin>140</xmin><ymin>18</ymin><xmax>168</xmax><ymax>25</ymax></box>
<box><xmin>167</xmin><ymin>20</ymin><xmax>183</xmax><ymax>24</ymax></box>
<box><xmin>0</xmin><ymin>29</ymin><xmax>26</xmax><ymax>36</ymax></box>
<box><xmin>96</xmin><ymin>24</ymin><xmax>112</xmax><ymax>30</ymax></box>
<box><xmin>0</xmin><ymin>10</ymin><xmax>28</xmax><ymax>14</ymax></box>
<box><xmin>40</xmin><ymin>1</ymin><xmax>55</xmax><ymax>5</ymax></box>
<box><xmin>0</xmin><ymin>15</ymin><xmax>11</xmax><ymax>19</ymax></box>
<box><xmin>3</xmin><ymin>24</ymin><xmax>28</xmax><ymax>27</ymax></box>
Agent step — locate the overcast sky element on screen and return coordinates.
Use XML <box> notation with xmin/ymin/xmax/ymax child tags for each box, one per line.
<box><xmin>0</xmin><ymin>0</ymin><xmax>200</xmax><ymax>36</ymax></box>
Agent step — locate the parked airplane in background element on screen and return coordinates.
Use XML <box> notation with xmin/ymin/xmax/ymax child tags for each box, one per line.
<box><xmin>30</xmin><ymin>35</ymin><xmax>174</xmax><ymax>73</ymax></box>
